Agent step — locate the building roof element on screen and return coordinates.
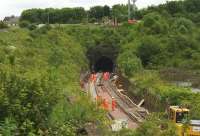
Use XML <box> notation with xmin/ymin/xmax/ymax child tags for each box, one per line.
<box><xmin>4</xmin><ymin>16</ymin><xmax>19</xmax><ymax>24</ymax></box>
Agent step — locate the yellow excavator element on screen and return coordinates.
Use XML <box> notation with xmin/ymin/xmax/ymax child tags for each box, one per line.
<box><xmin>169</xmin><ymin>106</ymin><xmax>200</xmax><ymax>136</ymax></box>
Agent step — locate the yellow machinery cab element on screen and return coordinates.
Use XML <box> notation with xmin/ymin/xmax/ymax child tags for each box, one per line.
<box><xmin>169</xmin><ymin>106</ymin><xmax>200</xmax><ymax>136</ymax></box>
<box><xmin>169</xmin><ymin>106</ymin><xmax>189</xmax><ymax>136</ymax></box>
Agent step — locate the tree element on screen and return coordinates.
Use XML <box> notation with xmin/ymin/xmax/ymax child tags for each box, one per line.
<box><xmin>89</xmin><ymin>6</ymin><xmax>104</xmax><ymax>22</ymax></box>
<box><xmin>112</xmin><ymin>4</ymin><xmax>128</xmax><ymax>22</ymax></box>
<box><xmin>171</xmin><ymin>17</ymin><xmax>195</xmax><ymax>34</ymax></box>
<box><xmin>0</xmin><ymin>21</ymin><xmax>8</xmax><ymax>29</ymax></box>
<box><xmin>137</xmin><ymin>36</ymin><xmax>162</xmax><ymax>67</ymax></box>
<box><xmin>165</xmin><ymin>1</ymin><xmax>185</xmax><ymax>15</ymax></box>
<box><xmin>103</xmin><ymin>5</ymin><xmax>111</xmax><ymax>17</ymax></box>
<box><xmin>117</xmin><ymin>51</ymin><xmax>143</xmax><ymax>77</ymax></box>
<box><xmin>142</xmin><ymin>12</ymin><xmax>169</xmax><ymax>34</ymax></box>
<box><xmin>184</xmin><ymin>0</ymin><xmax>200</xmax><ymax>13</ymax></box>
<box><xmin>20</xmin><ymin>9</ymin><xmax>43</xmax><ymax>24</ymax></box>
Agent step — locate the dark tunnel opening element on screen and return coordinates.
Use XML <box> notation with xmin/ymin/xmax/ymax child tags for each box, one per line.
<box><xmin>94</xmin><ymin>56</ymin><xmax>114</xmax><ymax>72</ymax></box>
<box><xmin>86</xmin><ymin>44</ymin><xmax>119</xmax><ymax>73</ymax></box>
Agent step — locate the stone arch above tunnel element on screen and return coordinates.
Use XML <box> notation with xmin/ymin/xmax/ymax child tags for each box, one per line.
<box><xmin>87</xmin><ymin>44</ymin><xmax>119</xmax><ymax>73</ymax></box>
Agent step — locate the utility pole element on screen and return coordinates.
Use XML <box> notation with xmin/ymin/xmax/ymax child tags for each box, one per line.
<box><xmin>128</xmin><ymin>0</ymin><xmax>131</xmax><ymax>20</ymax></box>
<box><xmin>128</xmin><ymin>0</ymin><xmax>137</xmax><ymax>20</ymax></box>
<box><xmin>132</xmin><ymin>0</ymin><xmax>137</xmax><ymax>20</ymax></box>
<box><xmin>48</xmin><ymin>12</ymin><xmax>50</xmax><ymax>24</ymax></box>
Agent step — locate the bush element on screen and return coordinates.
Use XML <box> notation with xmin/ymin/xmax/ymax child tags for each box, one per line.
<box><xmin>0</xmin><ymin>21</ymin><xmax>8</xmax><ymax>29</ymax></box>
<box><xmin>27</xmin><ymin>23</ymin><xmax>37</xmax><ymax>30</ymax></box>
<box><xmin>134</xmin><ymin>114</ymin><xmax>178</xmax><ymax>136</ymax></box>
<box><xmin>117</xmin><ymin>51</ymin><xmax>143</xmax><ymax>77</ymax></box>
<box><xmin>0</xmin><ymin>118</ymin><xmax>17</xmax><ymax>136</ymax></box>
<box><xmin>141</xmin><ymin>12</ymin><xmax>169</xmax><ymax>34</ymax></box>
<box><xmin>172</xmin><ymin>17</ymin><xmax>195</xmax><ymax>34</ymax></box>
<box><xmin>137</xmin><ymin>36</ymin><xmax>162</xmax><ymax>67</ymax></box>
<box><xmin>19</xmin><ymin>20</ymin><xmax>29</xmax><ymax>28</ymax></box>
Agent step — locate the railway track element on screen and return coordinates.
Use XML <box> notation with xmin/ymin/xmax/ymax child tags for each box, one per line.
<box><xmin>104</xmin><ymin>81</ymin><xmax>148</xmax><ymax>122</ymax></box>
<box><xmin>95</xmin><ymin>83</ymin><xmax>138</xmax><ymax>129</ymax></box>
<box><xmin>84</xmin><ymin>72</ymin><xmax>149</xmax><ymax>130</ymax></box>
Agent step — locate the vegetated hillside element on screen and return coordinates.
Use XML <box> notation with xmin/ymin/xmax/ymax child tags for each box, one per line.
<box><xmin>115</xmin><ymin>1</ymin><xmax>200</xmax><ymax>135</ymax></box>
<box><xmin>107</xmin><ymin>6</ymin><xmax>200</xmax><ymax>135</ymax></box>
<box><xmin>136</xmin><ymin>0</ymin><xmax>200</xmax><ymax>23</ymax></box>
<box><xmin>1</xmin><ymin>0</ymin><xmax>200</xmax><ymax>135</ymax></box>
<box><xmin>0</xmin><ymin>26</ymin><xmax>108</xmax><ymax>135</ymax></box>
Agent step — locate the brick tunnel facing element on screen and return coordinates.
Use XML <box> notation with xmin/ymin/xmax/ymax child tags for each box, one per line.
<box><xmin>87</xmin><ymin>44</ymin><xmax>119</xmax><ymax>73</ymax></box>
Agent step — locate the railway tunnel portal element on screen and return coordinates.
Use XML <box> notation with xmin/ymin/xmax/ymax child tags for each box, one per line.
<box><xmin>87</xmin><ymin>44</ymin><xmax>119</xmax><ymax>73</ymax></box>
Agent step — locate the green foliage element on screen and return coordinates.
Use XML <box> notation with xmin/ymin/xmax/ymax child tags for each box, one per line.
<box><xmin>112</xmin><ymin>4</ymin><xmax>128</xmax><ymax>22</ymax></box>
<box><xmin>117</xmin><ymin>51</ymin><xmax>142</xmax><ymax>77</ymax></box>
<box><xmin>118</xmin><ymin>12</ymin><xmax>200</xmax><ymax>70</ymax></box>
<box><xmin>89</xmin><ymin>6</ymin><xmax>106</xmax><ymax>22</ymax></box>
<box><xmin>19</xmin><ymin>21</ymin><xmax>37</xmax><ymax>30</ymax></box>
<box><xmin>0</xmin><ymin>118</ymin><xmax>17</xmax><ymax>136</ymax></box>
<box><xmin>1</xmin><ymin>0</ymin><xmax>200</xmax><ymax>135</ymax></box>
<box><xmin>141</xmin><ymin>12</ymin><xmax>169</xmax><ymax>34</ymax></box>
<box><xmin>131</xmin><ymin>71</ymin><xmax>193</xmax><ymax>109</ymax></box>
<box><xmin>137</xmin><ymin>36</ymin><xmax>162</xmax><ymax>67</ymax></box>
<box><xmin>0</xmin><ymin>28</ymin><xmax>106</xmax><ymax>135</ymax></box>
<box><xmin>172</xmin><ymin>17</ymin><xmax>195</xmax><ymax>34</ymax></box>
<box><xmin>20</xmin><ymin>8</ymin><xmax>87</xmax><ymax>24</ymax></box>
<box><xmin>114</xmin><ymin>129</ymin><xmax>136</xmax><ymax>136</ymax></box>
<box><xmin>134</xmin><ymin>113</ymin><xmax>178</xmax><ymax>136</ymax></box>
<box><xmin>19</xmin><ymin>21</ymin><xmax>30</xmax><ymax>28</ymax></box>
<box><xmin>136</xmin><ymin>0</ymin><xmax>200</xmax><ymax>18</ymax></box>
<box><xmin>20</xmin><ymin>4</ymin><xmax>129</xmax><ymax>24</ymax></box>
<box><xmin>0</xmin><ymin>21</ymin><xmax>8</xmax><ymax>29</ymax></box>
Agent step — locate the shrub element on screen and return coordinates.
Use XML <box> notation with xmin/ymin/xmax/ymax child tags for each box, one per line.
<box><xmin>0</xmin><ymin>21</ymin><xmax>8</xmax><ymax>29</ymax></box>
<box><xmin>19</xmin><ymin>20</ymin><xmax>29</xmax><ymax>28</ymax></box>
<box><xmin>117</xmin><ymin>51</ymin><xmax>143</xmax><ymax>77</ymax></box>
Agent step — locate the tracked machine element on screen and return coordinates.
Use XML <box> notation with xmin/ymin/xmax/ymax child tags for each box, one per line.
<box><xmin>169</xmin><ymin>106</ymin><xmax>200</xmax><ymax>136</ymax></box>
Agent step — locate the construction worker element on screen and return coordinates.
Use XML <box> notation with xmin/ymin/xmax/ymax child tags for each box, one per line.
<box><xmin>90</xmin><ymin>73</ymin><xmax>94</xmax><ymax>82</ymax></box>
<box><xmin>80</xmin><ymin>81</ymin><xmax>84</xmax><ymax>88</ymax></box>
<box><xmin>95</xmin><ymin>95</ymin><xmax>101</xmax><ymax>106</ymax></box>
<box><xmin>96</xmin><ymin>95</ymin><xmax>101</xmax><ymax>102</ymax></box>
<box><xmin>112</xmin><ymin>97</ymin><xmax>117</xmax><ymax>111</ymax></box>
<box><xmin>103</xmin><ymin>72</ymin><xmax>106</xmax><ymax>80</ymax></box>
<box><xmin>103</xmin><ymin>72</ymin><xmax>109</xmax><ymax>81</ymax></box>
<box><xmin>102</xmin><ymin>99</ymin><xmax>109</xmax><ymax>111</ymax></box>
<box><xmin>90</xmin><ymin>73</ymin><xmax>97</xmax><ymax>83</ymax></box>
<box><xmin>93</xmin><ymin>73</ymin><xmax>97</xmax><ymax>83</ymax></box>
<box><xmin>107</xmin><ymin>72</ymin><xmax>110</xmax><ymax>79</ymax></box>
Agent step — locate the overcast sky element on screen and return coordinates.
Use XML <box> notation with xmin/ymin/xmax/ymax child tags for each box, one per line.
<box><xmin>0</xmin><ymin>0</ymin><xmax>170</xmax><ymax>20</ymax></box>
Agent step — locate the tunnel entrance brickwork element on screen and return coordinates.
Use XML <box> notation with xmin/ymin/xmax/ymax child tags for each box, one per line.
<box><xmin>87</xmin><ymin>44</ymin><xmax>119</xmax><ymax>73</ymax></box>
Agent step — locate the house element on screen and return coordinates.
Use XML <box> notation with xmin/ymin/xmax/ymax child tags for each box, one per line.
<box><xmin>3</xmin><ymin>15</ymin><xmax>19</xmax><ymax>26</ymax></box>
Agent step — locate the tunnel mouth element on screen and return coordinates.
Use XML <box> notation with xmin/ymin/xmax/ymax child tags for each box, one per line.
<box><xmin>94</xmin><ymin>56</ymin><xmax>114</xmax><ymax>73</ymax></box>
